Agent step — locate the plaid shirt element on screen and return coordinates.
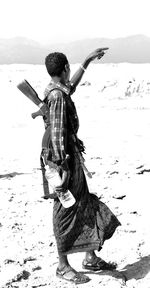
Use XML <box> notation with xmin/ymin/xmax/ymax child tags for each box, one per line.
<box><xmin>44</xmin><ymin>82</ymin><xmax>71</xmax><ymax>164</ymax></box>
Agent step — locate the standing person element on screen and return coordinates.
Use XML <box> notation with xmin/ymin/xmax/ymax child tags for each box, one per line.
<box><xmin>41</xmin><ymin>49</ymin><xmax>121</xmax><ymax>284</ymax></box>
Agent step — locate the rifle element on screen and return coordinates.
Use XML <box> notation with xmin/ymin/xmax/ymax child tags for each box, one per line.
<box><xmin>17</xmin><ymin>79</ymin><xmax>49</xmax><ymax>118</ymax></box>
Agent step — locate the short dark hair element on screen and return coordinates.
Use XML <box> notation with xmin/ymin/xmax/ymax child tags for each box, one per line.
<box><xmin>45</xmin><ymin>52</ymin><xmax>68</xmax><ymax>77</ymax></box>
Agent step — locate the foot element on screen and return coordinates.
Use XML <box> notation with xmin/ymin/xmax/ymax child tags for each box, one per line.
<box><xmin>82</xmin><ymin>256</ymin><xmax>117</xmax><ymax>271</ymax></box>
<box><xmin>56</xmin><ymin>265</ymin><xmax>90</xmax><ymax>284</ymax></box>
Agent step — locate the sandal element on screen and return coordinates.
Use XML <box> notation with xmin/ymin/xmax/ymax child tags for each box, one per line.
<box><xmin>56</xmin><ymin>266</ymin><xmax>90</xmax><ymax>284</ymax></box>
<box><xmin>82</xmin><ymin>257</ymin><xmax>117</xmax><ymax>271</ymax></box>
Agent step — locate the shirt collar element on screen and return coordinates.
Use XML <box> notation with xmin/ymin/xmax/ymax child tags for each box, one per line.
<box><xmin>50</xmin><ymin>81</ymin><xmax>70</xmax><ymax>95</ymax></box>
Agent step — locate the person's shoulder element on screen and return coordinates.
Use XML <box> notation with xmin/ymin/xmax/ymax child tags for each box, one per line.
<box><xmin>48</xmin><ymin>88</ymin><xmax>64</xmax><ymax>101</ymax></box>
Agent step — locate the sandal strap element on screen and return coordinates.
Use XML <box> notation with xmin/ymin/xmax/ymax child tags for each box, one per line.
<box><xmin>56</xmin><ymin>266</ymin><xmax>90</xmax><ymax>283</ymax></box>
<box><xmin>56</xmin><ymin>266</ymin><xmax>75</xmax><ymax>276</ymax></box>
<box><xmin>83</xmin><ymin>257</ymin><xmax>117</xmax><ymax>269</ymax></box>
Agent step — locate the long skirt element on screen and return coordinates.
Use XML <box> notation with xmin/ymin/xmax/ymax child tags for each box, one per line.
<box><xmin>53</xmin><ymin>153</ymin><xmax>121</xmax><ymax>255</ymax></box>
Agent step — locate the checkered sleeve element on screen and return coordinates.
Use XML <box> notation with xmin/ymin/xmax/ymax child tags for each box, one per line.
<box><xmin>48</xmin><ymin>90</ymin><xmax>67</xmax><ymax>163</ymax></box>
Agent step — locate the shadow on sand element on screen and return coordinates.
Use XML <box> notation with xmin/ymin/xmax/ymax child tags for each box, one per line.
<box><xmin>121</xmin><ymin>255</ymin><xmax>150</xmax><ymax>281</ymax></box>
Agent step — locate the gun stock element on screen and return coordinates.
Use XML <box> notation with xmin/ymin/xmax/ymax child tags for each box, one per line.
<box><xmin>17</xmin><ymin>79</ymin><xmax>49</xmax><ymax>117</ymax></box>
<box><xmin>17</xmin><ymin>79</ymin><xmax>42</xmax><ymax>106</ymax></box>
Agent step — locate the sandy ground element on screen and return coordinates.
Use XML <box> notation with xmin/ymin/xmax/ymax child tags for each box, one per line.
<box><xmin>0</xmin><ymin>63</ymin><xmax>150</xmax><ymax>288</ymax></box>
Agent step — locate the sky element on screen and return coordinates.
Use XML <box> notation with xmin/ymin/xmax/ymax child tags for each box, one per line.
<box><xmin>0</xmin><ymin>0</ymin><xmax>150</xmax><ymax>44</ymax></box>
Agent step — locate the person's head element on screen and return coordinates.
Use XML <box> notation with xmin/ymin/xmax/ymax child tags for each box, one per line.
<box><xmin>45</xmin><ymin>52</ymin><xmax>70</xmax><ymax>83</ymax></box>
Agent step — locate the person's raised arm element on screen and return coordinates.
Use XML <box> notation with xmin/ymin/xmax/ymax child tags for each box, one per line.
<box><xmin>70</xmin><ymin>47</ymin><xmax>108</xmax><ymax>93</ymax></box>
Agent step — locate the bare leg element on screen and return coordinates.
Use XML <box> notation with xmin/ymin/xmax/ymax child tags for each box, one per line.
<box><xmin>57</xmin><ymin>253</ymin><xmax>70</xmax><ymax>270</ymax></box>
<box><xmin>82</xmin><ymin>250</ymin><xmax>117</xmax><ymax>271</ymax></box>
<box><xmin>84</xmin><ymin>250</ymin><xmax>97</xmax><ymax>261</ymax></box>
<box><xmin>58</xmin><ymin>250</ymin><xmax>97</xmax><ymax>269</ymax></box>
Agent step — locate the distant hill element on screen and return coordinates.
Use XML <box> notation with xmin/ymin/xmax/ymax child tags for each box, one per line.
<box><xmin>1</xmin><ymin>35</ymin><xmax>150</xmax><ymax>64</ymax></box>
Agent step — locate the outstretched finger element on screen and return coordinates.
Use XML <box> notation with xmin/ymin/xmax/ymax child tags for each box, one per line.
<box><xmin>96</xmin><ymin>47</ymin><xmax>109</xmax><ymax>53</ymax></box>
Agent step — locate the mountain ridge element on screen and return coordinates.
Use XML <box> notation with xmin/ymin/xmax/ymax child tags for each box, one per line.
<box><xmin>1</xmin><ymin>34</ymin><xmax>150</xmax><ymax>64</ymax></box>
